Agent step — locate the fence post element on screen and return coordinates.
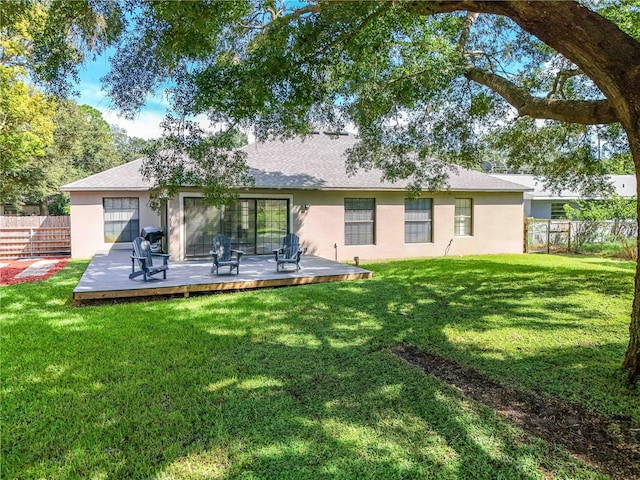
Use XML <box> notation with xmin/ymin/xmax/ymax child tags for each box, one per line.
<box><xmin>568</xmin><ymin>221</ymin><xmax>571</xmax><ymax>252</ymax></box>
<box><xmin>29</xmin><ymin>228</ymin><xmax>34</xmax><ymax>258</ymax></box>
<box><xmin>547</xmin><ymin>220</ymin><xmax>551</xmax><ymax>254</ymax></box>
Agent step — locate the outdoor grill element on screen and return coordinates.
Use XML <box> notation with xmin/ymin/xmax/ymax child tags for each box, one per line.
<box><xmin>140</xmin><ymin>226</ymin><xmax>164</xmax><ymax>253</ymax></box>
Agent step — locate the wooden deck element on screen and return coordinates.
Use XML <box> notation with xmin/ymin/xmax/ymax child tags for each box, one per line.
<box><xmin>73</xmin><ymin>250</ymin><xmax>373</xmax><ymax>302</ymax></box>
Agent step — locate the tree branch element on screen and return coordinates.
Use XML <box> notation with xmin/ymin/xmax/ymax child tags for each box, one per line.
<box><xmin>284</xmin><ymin>4</ymin><xmax>322</xmax><ymax>22</ymax></box>
<box><xmin>458</xmin><ymin>12</ymin><xmax>479</xmax><ymax>52</ymax></box>
<box><xmin>548</xmin><ymin>68</ymin><xmax>582</xmax><ymax>99</ymax></box>
<box><xmin>404</xmin><ymin>0</ymin><xmax>640</xmax><ymax>132</ymax></box>
<box><xmin>465</xmin><ymin>66</ymin><xmax>618</xmax><ymax>124</ymax></box>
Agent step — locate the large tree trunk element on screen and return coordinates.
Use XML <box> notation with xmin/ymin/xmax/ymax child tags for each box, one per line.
<box><xmin>624</xmin><ymin>137</ymin><xmax>640</xmax><ymax>382</ymax></box>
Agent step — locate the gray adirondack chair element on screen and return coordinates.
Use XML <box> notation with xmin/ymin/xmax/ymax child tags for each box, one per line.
<box><xmin>273</xmin><ymin>233</ymin><xmax>303</xmax><ymax>272</ymax></box>
<box><xmin>210</xmin><ymin>234</ymin><xmax>244</xmax><ymax>275</ymax></box>
<box><xmin>129</xmin><ymin>237</ymin><xmax>170</xmax><ymax>281</ymax></box>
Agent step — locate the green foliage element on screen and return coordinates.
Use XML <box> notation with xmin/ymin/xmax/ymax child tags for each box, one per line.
<box><xmin>10</xmin><ymin>1</ymin><xmax>638</xmax><ymax>202</ymax></box>
<box><xmin>47</xmin><ymin>100</ymin><xmax>120</xmax><ymax>182</ymax></box>
<box><xmin>490</xmin><ymin>118</ymin><xmax>613</xmax><ymax>195</ymax></box>
<box><xmin>2</xmin><ymin>255</ymin><xmax>637</xmax><ymax>478</ymax></box>
<box><xmin>142</xmin><ymin>118</ymin><xmax>254</xmax><ymax>212</ymax></box>
<box><xmin>1</xmin><ymin>89</ymin><xmax>126</xmax><ymax>210</ymax></box>
<box><xmin>602</xmin><ymin>153</ymin><xmax>635</xmax><ymax>174</ymax></box>
<box><xmin>0</xmin><ymin>64</ymin><xmax>56</xmax><ymax>208</ymax></box>
<box><xmin>564</xmin><ymin>194</ymin><xmax>637</xmax><ymax>221</ymax></box>
<box><xmin>0</xmin><ymin>2</ymin><xmax>121</xmax><ymax>210</ymax></box>
<box><xmin>110</xmin><ymin>125</ymin><xmax>158</xmax><ymax>163</ymax></box>
<box><xmin>598</xmin><ymin>0</ymin><xmax>640</xmax><ymax>41</ymax></box>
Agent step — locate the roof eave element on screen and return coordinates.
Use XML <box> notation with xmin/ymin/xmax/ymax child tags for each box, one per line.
<box><xmin>60</xmin><ymin>186</ymin><xmax>151</xmax><ymax>192</ymax></box>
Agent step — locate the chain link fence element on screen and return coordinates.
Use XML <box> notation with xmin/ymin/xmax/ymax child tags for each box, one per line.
<box><xmin>525</xmin><ymin>219</ymin><xmax>637</xmax><ymax>257</ymax></box>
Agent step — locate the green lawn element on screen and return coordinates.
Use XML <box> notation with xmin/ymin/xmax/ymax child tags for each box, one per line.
<box><xmin>2</xmin><ymin>254</ymin><xmax>638</xmax><ymax>479</ymax></box>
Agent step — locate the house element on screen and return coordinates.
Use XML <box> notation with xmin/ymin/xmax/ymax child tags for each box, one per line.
<box><xmin>61</xmin><ymin>133</ymin><xmax>531</xmax><ymax>261</ymax></box>
<box><xmin>490</xmin><ymin>174</ymin><xmax>636</xmax><ymax>219</ymax></box>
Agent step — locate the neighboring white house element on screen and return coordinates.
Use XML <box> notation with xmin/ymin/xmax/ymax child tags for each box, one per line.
<box><xmin>490</xmin><ymin>174</ymin><xmax>636</xmax><ymax>219</ymax></box>
<box><xmin>61</xmin><ymin>133</ymin><xmax>531</xmax><ymax>261</ymax></box>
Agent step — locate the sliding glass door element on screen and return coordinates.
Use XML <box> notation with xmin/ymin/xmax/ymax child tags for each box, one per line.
<box><xmin>256</xmin><ymin>199</ymin><xmax>289</xmax><ymax>254</ymax></box>
<box><xmin>184</xmin><ymin>197</ymin><xmax>289</xmax><ymax>257</ymax></box>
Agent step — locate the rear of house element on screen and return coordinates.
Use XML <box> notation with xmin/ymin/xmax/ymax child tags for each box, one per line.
<box><xmin>62</xmin><ymin>133</ymin><xmax>530</xmax><ymax>261</ymax></box>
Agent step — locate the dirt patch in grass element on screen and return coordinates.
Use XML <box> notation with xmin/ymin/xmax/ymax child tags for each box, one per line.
<box><xmin>393</xmin><ymin>344</ymin><xmax>640</xmax><ymax>480</ymax></box>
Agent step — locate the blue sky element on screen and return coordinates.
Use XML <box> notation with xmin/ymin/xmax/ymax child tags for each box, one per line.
<box><xmin>75</xmin><ymin>52</ymin><xmax>177</xmax><ymax>139</ymax></box>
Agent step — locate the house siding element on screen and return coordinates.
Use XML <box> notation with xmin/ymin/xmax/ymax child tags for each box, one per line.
<box><xmin>68</xmin><ymin>190</ymin><xmax>160</xmax><ymax>258</ymax></box>
<box><xmin>166</xmin><ymin>189</ymin><xmax>524</xmax><ymax>261</ymax></box>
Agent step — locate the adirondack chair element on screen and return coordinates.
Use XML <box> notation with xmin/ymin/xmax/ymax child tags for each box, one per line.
<box><xmin>273</xmin><ymin>233</ymin><xmax>304</xmax><ymax>272</ymax></box>
<box><xmin>210</xmin><ymin>234</ymin><xmax>244</xmax><ymax>275</ymax></box>
<box><xmin>129</xmin><ymin>237</ymin><xmax>170</xmax><ymax>281</ymax></box>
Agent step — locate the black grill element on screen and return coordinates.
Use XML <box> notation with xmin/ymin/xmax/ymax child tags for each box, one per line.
<box><xmin>140</xmin><ymin>226</ymin><xmax>164</xmax><ymax>252</ymax></box>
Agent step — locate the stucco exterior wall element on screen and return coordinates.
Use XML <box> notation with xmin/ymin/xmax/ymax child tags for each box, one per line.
<box><xmin>167</xmin><ymin>189</ymin><xmax>525</xmax><ymax>261</ymax></box>
<box><xmin>68</xmin><ymin>190</ymin><xmax>159</xmax><ymax>258</ymax></box>
<box><xmin>293</xmin><ymin>190</ymin><xmax>524</xmax><ymax>261</ymax></box>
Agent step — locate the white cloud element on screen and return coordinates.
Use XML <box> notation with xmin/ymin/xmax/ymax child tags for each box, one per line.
<box><xmin>100</xmin><ymin>109</ymin><xmax>167</xmax><ymax>139</ymax></box>
<box><xmin>100</xmin><ymin>110</ymin><xmax>235</xmax><ymax>140</ymax></box>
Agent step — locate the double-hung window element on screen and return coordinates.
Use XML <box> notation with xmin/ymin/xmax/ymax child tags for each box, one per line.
<box><xmin>454</xmin><ymin>198</ymin><xmax>473</xmax><ymax>236</ymax></box>
<box><xmin>344</xmin><ymin>198</ymin><xmax>375</xmax><ymax>245</ymax></box>
<box><xmin>405</xmin><ymin>198</ymin><xmax>433</xmax><ymax>243</ymax></box>
<box><xmin>551</xmin><ymin>202</ymin><xmax>567</xmax><ymax>219</ymax></box>
<box><xmin>103</xmin><ymin>197</ymin><xmax>139</xmax><ymax>243</ymax></box>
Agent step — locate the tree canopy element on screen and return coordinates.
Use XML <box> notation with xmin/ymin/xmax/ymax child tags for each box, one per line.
<box><xmin>5</xmin><ymin>0</ymin><xmax>640</xmax><ymax>381</ymax></box>
<box><xmin>1</xmin><ymin>2</ymin><xmax>126</xmax><ymax>212</ymax></box>
<box><xmin>9</xmin><ymin>0</ymin><xmax>637</xmax><ymax>199</ymax></box>
<box><xmin>0</xmin><ymin>65</ymin><xmax>56</xmax><ymax>209</ymax></box>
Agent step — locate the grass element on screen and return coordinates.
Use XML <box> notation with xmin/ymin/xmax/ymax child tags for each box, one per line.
<box><xmin>575</xmin><ymin>241</ymin><xmax>626</xmax><ymax>256</ymax></box>
<box><xmin>2</xmin><ymin>254</ymin><xmax>638</xmax><ymax>479</ymax></box>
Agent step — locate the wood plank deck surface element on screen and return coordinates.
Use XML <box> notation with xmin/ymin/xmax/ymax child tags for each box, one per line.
<box><xmin>73</xmin><ymin>250</ymin><xmax>373</xmax><ymax>302</ymax></box>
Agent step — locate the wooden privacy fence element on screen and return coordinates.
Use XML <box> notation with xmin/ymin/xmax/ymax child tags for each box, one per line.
<box><xmin>0</xmin><ymin>216</ymin><xmax>71</xmax><ymax>259</ymax></box>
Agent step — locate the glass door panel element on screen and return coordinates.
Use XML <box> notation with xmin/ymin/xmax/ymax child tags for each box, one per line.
<box><xmin>222</xmin><ymin>199</ymin><xmax>256</xmax><ymax>254</ymax></box>
<box><xmin>256</xmin><ymin>199</ymin><xmax>288</xmax><ymax>254</ymax></box>
<box><xmin>184</xmin><ymin>197</ymin><xmax>222</xmax><ymax>257</ymax></box>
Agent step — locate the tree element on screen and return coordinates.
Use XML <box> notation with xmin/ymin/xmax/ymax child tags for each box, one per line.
<box><xmin>52</xmin><ymin>101</ymin><xmax>120</xmax><ymax>179</ymax></box>
<box><xmin>16</xmin><ymin>0</ymin><xmax>640</xmax><ymax>382</ymax></box>
<box><xmin>0</xmin><ymin>65</ymin><xmax>56</xmax><ymax>210</ymax></box>
<box><xmin>44</xmin><ymin>99</ymin><xmax>121</xmax><ymax>213</ymax></box>
<box><xmin>0</xmin><ymin>3</ymin><xmax>57</xmax><ymax>211</ymax></box>
<box><xmin>110</xmin><ymin>125</ymin><xmax>159</xmax><ymax>163</ymax></box>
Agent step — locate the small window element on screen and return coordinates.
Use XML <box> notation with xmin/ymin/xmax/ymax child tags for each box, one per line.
<box><xmin>345</xmin><ymin>198</ymin><xmax>375</xmax><ymax>245</ymax></box>
<box><xmin>405</xmin><ymin>198</ymin><xmax>433</xmax><ymax>243</ymax></box>
<box><xmin>454</xmin><ymin>198</ymin><xmax>473</xmax><ymax>236</ymax></box>
<box><xmin>104</xmin><ymin>197</ymin><xmax>139</xmax><ymax>243</ymax></box>
<box><xmin>551</xmin><ymin>203</ymin><xmax>567</xmax><ymax>219</ymax></box>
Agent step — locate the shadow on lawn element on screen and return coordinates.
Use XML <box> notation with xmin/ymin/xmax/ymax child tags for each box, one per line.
<box><xmin>2</xmin><ymin>256</ymin><xmax>637</xmax><ymax>478</ymax></box>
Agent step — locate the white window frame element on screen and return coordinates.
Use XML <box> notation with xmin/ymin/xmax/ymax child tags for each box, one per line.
<box><xmin>404</xmin><ymin>198</ymin><xmax>433</xmax><ymax>243</ymax></box>
<box><xmin>454</xmin><ymin>198</ymin><xmax>473</xmax><ymax>236</ymax></box>
<box><xmin>103</xmin><ymin>197</ymin><xmax>139</xmax><ymax>243</ymax></box>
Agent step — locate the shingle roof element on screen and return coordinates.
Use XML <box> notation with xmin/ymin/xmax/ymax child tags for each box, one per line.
<box><xmin>62</xmin><ymin>133</ymin><xmax>530</xmax><ymax>192</ymax></box>
<box><xmin>61</xmin><ymin>159</ymin><xmax>153</xmax><ymax>191</ymax></box>
<box><xmin>490</xmin><ymin>174</ymin><xmax>636</xmax><ymax>199</ymax></box>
